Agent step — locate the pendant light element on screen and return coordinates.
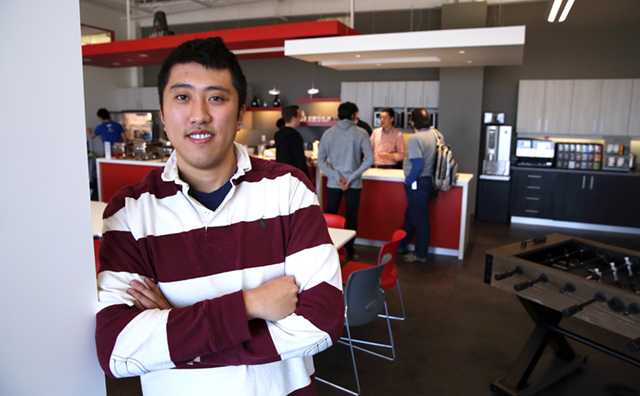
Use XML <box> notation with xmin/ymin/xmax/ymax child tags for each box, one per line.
<box><xmin>307</xmin><ymin>61</ymin><xmax>319</xmax><ymax>97</ymax></box>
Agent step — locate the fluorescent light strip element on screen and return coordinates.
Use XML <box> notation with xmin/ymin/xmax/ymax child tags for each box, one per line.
<box><xmin>321</xmin><ymin>56</ymin><xmax>441</xmax><ymax>67</ymax></box>
<box><xmin>232</xmin><ymin>46</ymin><xmax>284</xmax><ymax>55</ymax></box>
<box><xmin>558</xmin><ymin>0</ymin><xmax>575</xmax><ymax>22</ymax></box>
<box><xmin>548</xmin><ymin>0</ymin><xmax>563</xmax><ymax>22</ymax></box>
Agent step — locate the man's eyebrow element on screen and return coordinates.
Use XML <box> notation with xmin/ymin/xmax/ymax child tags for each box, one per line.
<box><xmin>168</xmin><ymin>83</ymin><xmax>231</xmax><ymax>94</ymax></box>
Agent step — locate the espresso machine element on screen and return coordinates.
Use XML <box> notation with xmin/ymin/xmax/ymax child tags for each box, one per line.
<box><xmin>476</xmin><ymin>113</ymin><xmax>513</xmax><ymax>223</ymax></box>
<box><xmin>482</xmin><ymin>125</ymin><xmax>512</xmax><ymax>176</ymax></box>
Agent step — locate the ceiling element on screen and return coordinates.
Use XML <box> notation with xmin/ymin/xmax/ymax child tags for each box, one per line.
<box><xmin>81</xmin><ymin>0</ymin><xmax>535</xmax><ymax>69</ymax></box>
<box><xmin>80</xmin><ymin>0</ymin><xmax>544</xmax><ymax>26</ymax></box>
<box><xmin>286</xmin><ymin>25</ymin><xmax>525</xmax><ymax>70</ymax></box>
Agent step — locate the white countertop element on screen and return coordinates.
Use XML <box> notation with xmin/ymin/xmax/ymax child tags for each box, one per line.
<box><xmin>91</xmin><ymin>201</ymin><xmax>107</xmax><ymax>237</ymax></box>
<box><xmin>327</xmin><ymin>167</ymin><xmax>474</xmax><ymax>186</ymax></box>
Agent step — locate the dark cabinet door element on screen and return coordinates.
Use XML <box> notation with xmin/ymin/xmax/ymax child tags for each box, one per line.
<box><xmin>604</xmin><ymin>175</ymin><xmax>640</xmax><ymax>227</ymax></box>
<box><xmin>556</xmin><ymin>172</ymin><xmax>610</xmax><ymax>224</ymax></box>
<box><xmin>510</xmin><ymin>169</ymin><xmax>556</xmax><ymax>219</ymax></box>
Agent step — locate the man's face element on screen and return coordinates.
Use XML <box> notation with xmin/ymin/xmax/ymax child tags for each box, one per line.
<box><xmin>160</xmin><ymin>62</ymin><xmax>244</xmax><ymax>174</ymax></box>
<box><xmin>380</xmin><ymin>111</ymin><xmax>394</xmax><ymax>130</ymax></box>
<box><xmin>291</xmin><ymin>109</ymin><xmax>301</xmax><ymax>128</ymax></box>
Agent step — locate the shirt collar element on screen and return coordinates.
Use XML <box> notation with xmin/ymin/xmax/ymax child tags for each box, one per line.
<box><xmin>161</xmin><ymin>142</ymin><xmax>253</xmax><ymax>188</ymax></box>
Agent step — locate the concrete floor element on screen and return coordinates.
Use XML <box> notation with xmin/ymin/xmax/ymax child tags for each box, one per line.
<box><xmin>106</xmin><ymin>220</ymin><xmax>640</xmax><ymax>395</ymax></box>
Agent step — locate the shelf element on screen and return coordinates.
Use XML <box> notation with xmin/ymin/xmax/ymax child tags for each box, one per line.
<box><xmin>297</xmin><ymin>97</ymin><xmax>341</xmax><ymax>103</ymax></box>
<box><xmin>300</xmin><ymin>121</ymin><xmax>337</xmax><ymax>127</ymax></box>
<box><xmin>246</xmin><ymin>107</ymin><xmax>282</xmax><ymax>111</ymax></box>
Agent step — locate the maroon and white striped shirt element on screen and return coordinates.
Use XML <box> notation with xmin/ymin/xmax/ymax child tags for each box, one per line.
<box><xmin>95</xmin><ymin>143</ymin><xmax>344</xmax><ymax>395</ymax></box>
<box><xmin>370</xmin><ymin>126</ymin><xmax>405</xmax><ymax>166</ymax></box>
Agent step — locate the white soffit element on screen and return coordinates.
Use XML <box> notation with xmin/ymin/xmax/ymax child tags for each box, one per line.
<box><xmin>285</xmin><ymin>25</ymin><xmax>526</xmax><ymax>70</ymax></box>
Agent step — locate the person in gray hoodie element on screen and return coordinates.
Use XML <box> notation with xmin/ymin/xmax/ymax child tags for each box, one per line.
<box><xmin>317</xmin><ymin>102</ymin><xmax>374</xmax><ymax>261</ymax></box>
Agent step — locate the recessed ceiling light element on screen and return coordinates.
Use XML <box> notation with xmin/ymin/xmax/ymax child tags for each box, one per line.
<box><xmin>467</xmin><ymin>60</ymin><xmax>473</xmax><ymax>63</ymax></box>
<box><xmin>355</xmin><ymin>54</ymin><xmax>361</xmax><ymax>58</ymax></box>
<box><xmin>459</xmin><ymin>50</ymin><xmax>465</xmax><ymax>54</ymax></box>
<box><xmin>377</xmin><ymin>63</ymin><xmax>382</xmax><ymax>66</ymax></box>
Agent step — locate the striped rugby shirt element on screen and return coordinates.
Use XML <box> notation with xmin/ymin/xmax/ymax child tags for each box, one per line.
<box><xmin>95</xmin><ymin>142</ymin><xmax>344</xmax><ymax>395</ymax></box>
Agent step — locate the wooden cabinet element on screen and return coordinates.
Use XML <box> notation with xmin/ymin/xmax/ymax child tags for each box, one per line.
<box><xmin>340</xmin><ymin>82</ymin><xmax>357</xmax><ymax>103</ymax></box>
<box><xmin>598</xmin><ymin>79</ymin><xmax>633</xmax><ymax>135</ymax></box>
<box><xmin>629</xmin><ymin>79</ymin><xmax>640</xmax><ymax>136</ymax></box>
<box><xmin>555</xmin><ymin>172</ymin><xmax>609</xmax><ymax>224</ymax></box>
<box><xmin>516</xmin><ymin>80</ymin><xmax>545</xmax><ymax>133</ymax></box>
<box><xmin>511</xmin><ymin>168</ymin><xmax>640</xmax><ymax>228</ymax></box>
<box><xmin>342</xmin><ymin>80</ymin><xmax>438</xmax><ymax>126</ymax></box>
<box><xmin>570</xmin><ymin>80</ymin><xmax>602</xmax><ymax>135</ymax></box>
<box><xmin>373</xmin><ymin>82</ymin><xmax>405</xmax><ymax>107</ymax></box>
<box><xmin>517</xmin><ymin>78</ymin><xmax>640</xmax><ymax>137</ymax></box>
<box><xmin>356</xmin><ymin>82</ymin><xmax>373</xmax><ymax>126</ymax></box>
<box><xmin>510</xmin><ymin>169</ymin><xmax>557</xmax><ymax>219</ymax></box>
<box><xmin>406</xmin><ymin>81</ymin><xmax>439</xmax><ymax>108</ymax></box>
<box><xmin>119</xmin><ymin>87</ymin><xmax>159</xmax><ymax>110</ymax></box>
<box><xmin>542</xmin><ymin>80</ymin><xmax>573</xmax><ymax>134</ymax></box>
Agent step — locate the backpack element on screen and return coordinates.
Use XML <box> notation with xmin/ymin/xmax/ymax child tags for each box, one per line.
<box><xmin>432</xmin><ymin>129</ymin><xmax>458</xmax><ymax>191</ymax></box>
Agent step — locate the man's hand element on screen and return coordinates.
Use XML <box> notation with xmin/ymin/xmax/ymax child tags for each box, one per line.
<box><xmin>128</xmin><ymin>277</ymin><xmax>172</xmax><ymax>311</ymax></box>
<box><xmin>340</xmin><ymin>180</ymin><xmax>351</xmax><ymax>191</ymax></box>
<box><xmin>378</xmin><ymin>152</ymin><xmax>394</xmax><ymax>160</ymax></box>
<box><xmin>243</xmin><ymin>276</ymin><xmax>299</xmax><ymax>322</ymax></box>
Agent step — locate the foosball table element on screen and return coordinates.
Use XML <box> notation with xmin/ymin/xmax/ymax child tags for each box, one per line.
<box><xmin>484</xmin><ymin>233</ymin><xmax>640</xmax><ymax>396</ymax></box>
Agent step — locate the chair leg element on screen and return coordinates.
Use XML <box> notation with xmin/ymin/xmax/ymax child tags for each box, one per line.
<box><xmin>378</xmin><ymin>280</ymin><xmax>406</xmax><ymax>321</ymax></box>
<box><xmin>316</xmin><ymin>317</ymin><xmax>361</xmax><ymax>395</ymax></box>
<box><xmin>342</xmin><ymin>301</ymin><xmax>396</xmax><ymax>361</ymax></box>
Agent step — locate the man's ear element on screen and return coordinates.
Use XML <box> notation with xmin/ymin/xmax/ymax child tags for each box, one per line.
<box><xmin>236</xmin><ymin>105</ymin><xmax>246</xmax><ymax>131</ymax></box>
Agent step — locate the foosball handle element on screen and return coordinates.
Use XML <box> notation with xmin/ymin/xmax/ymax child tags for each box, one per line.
<box><xmin>629</xmin><ymin>338</ymin><xmax>640</xmax><ymax>353</ymax></box>
<box><xmin>562</xmin><ymin>292</ymin><xmax>607</xmax><ymax>317</ymax></box>
<box><xmin>559</xmin><ymin>282</ymin><xmax>576</xmax><ymax>293</ymax></box>
<box><xmin>514</xmin><ymin>273</ymin><xmax>549</xmax><ymax>292</ymax></box>
<box><xmin>494</xmin><ymin>266</ymin><xmax>524</xmax><ymax>281</ymax></box>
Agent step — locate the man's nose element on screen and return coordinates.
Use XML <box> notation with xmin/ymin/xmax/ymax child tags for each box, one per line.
<box><xmin>190</xmin><ymin>98</ymin><xmax>211</xmax><ymax>124</ymax></box>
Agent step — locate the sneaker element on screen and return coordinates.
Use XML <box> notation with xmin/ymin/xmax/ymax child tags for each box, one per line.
<box><xmin>402</xmin><ymin>253</ymin><xmax>426</xmax><ymax>263</ymax></box>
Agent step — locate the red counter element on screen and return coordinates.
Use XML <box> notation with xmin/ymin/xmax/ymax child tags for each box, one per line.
<box><xmin>96</xmin><ymin>158</ymin><xmax>164</xmax><ymax>203</ymax></box>
<box><xmin>317</xmin><ymin>168</ymin><xmax>474</xmax><ymax>259</ymax></box>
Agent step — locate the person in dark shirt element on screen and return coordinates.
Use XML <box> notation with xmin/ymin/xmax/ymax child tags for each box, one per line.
<box><xmin>274</xmin><ymin>105</ymin><xmax>310</xmax><ymax>178</ymax></box>
<box><xmin>354</xmin><ymin>104</ymin><xmax>372</xmax><ymax>136</ymax></box>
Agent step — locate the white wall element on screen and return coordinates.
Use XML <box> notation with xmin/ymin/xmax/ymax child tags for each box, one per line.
<box><xmin>0</xmin><ymin>1</ymin><xmax>107</xmax><ymax>395</ymax></box>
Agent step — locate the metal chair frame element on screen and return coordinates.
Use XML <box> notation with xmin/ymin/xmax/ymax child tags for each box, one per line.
<box><xmin>316</xmin><ymin>264</ymin><xmax>391</xmax><ymax>395</ymax></box>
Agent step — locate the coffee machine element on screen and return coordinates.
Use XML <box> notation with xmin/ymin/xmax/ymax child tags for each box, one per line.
<box><xmin>482</xmin><ymin>125</ymin><xmax>512</xmax><ymax>176</ymax></box>
<box><xmin>476</xmin><ymin>113</ymin><xmax>513</xmax><ymax>224</ymax></box>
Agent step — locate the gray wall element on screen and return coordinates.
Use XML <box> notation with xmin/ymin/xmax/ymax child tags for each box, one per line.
<box><xmin>483</xmin><ymin>0</ymin><xmax>640</xmax><ymax>126</ymax></box>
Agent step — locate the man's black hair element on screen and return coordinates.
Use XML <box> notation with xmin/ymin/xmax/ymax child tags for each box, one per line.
<box><xmin>338</xmin><ymin>102</ymin><xmax>358</xmax><ymax>120</ymax></box>
<box><xmin>97</xmin><ymin>108</ymin><xmax>110</xmax><ymax>120</ymax></box>
<box><xmin>157</xmin><ymin>37</ymin><xmax>248</xmax><ymax>118</ymax></box>
<box><xmin>411</xmin><ymin>108</ymin><xmax>431</xmax><ymax>130</ymax></box>
<box><xmin>282</xmin><ymin>105</ymin><xmax>300</xmax><ymax>124</ymax></box>
<box><xmin>276</xmin><ymin>118</ymin><xmax>285</xmax><ymax>129</ymax></box>
<box><xmin>381</xmin><ymin>107</ymin><xmax>395</xmax><ymax>119</ymax></box>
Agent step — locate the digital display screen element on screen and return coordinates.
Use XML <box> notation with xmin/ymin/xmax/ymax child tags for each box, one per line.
<box><xmin>516</xmin><ymin>139</ymin><xmax>555</xmax><ymax>159</ymax></box>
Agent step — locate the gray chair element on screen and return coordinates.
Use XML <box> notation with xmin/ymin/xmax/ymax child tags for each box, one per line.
<box><xmin>316</xmin><ymin>264</ymin><xmax>393</xmax><ymax>395</ymax></box>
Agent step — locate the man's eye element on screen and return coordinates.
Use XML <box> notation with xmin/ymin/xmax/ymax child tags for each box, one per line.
<box><xmin>176</xmin><ymin>94</ymin><xmax>188</xmax><ymax>100</ymax></box>
<box><xmin>210</xmin><ymin>96</ymin><xmax>224</xmax><ymax>102</ymax></box>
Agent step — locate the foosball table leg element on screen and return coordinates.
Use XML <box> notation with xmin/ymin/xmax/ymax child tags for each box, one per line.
<box><xmin>490</xmin><ymin>298</ymin><xmax>587</xmax><ymax>396</ymax></box>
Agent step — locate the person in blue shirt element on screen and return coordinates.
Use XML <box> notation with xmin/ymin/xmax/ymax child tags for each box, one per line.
<box><xmin>88</xmin><ymin>108</ymin><xmax>127</xmax><ymax>154</ymax></box>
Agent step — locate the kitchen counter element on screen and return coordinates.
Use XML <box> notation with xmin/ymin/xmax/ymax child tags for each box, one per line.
<box><xmin>316</xmin><ymin>167</ymin><xmax>474</xmax><ymax>259</ymax></box>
